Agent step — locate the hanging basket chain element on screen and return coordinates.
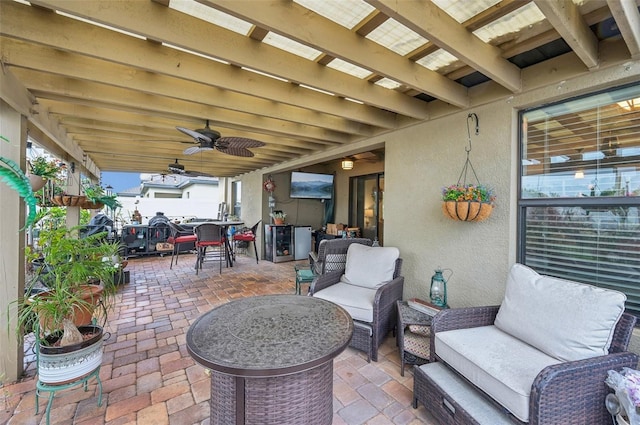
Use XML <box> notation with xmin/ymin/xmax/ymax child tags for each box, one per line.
<box><xmin>442</xmin><ymin>113</ymin><xmax>495</xmax><ymax>222</ymax></box>
<box><xmin>457</xmin><ymin>113</ymin><xmax>481</xmax><ymax>186</ymax></box>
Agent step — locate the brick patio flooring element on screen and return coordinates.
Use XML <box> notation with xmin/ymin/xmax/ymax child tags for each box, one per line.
<box><xmin>2</xmin><ymin>253</ymin><xmax>437</xmax><ymax>425</ymax></box>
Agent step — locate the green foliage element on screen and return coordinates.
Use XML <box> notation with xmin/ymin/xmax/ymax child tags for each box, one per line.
<box><xmin>0</xmin><ymin>143</ymin><xmax>37</xmax><ymax>229</ymax></box>
<box><xmin>28</xmin><ymin>157</ymin><xmax>60</xmax><ymax>179</ymax></box>
<box><xmin>442</xmin><ymin>184</ymin><xmax>496</xmax><ymax>203</ymax></box>
<box><xmin>83</xmin><ymin>181</ymin><xmax>122</xmax><ymax>210</ymax></box>
<box><xmin>269</xmin><ymin>211</ymin><xmax>287</xmax><ymax>220</ymax></box>
<box><xmin>15</xmin><ymin>225</ymin><xmax>122</xmax><ymax>336</ymax></box>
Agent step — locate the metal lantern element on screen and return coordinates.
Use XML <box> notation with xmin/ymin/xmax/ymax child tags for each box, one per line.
<box><xmin>430</xmin><ymin>268</ymin><xmax>451</xmax><ymax>308</ymax></box>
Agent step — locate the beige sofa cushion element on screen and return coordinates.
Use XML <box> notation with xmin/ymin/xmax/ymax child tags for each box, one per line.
<box><xmin>435</xmin><ymin>325</ymin><xmax>560</xmax><ymax>422</ymax></box>
<box><xmin>313</xmin><ymin>282</ymin><xmax>377</xmax><ymax>323</ymax></box>
<box><xmin>340</xmin><ymin>244</ymin><xmax>399</xmax><ymax>289</ymax></box>
<box><xmin>494</xmin><ymin>263</ymin><xmax>626</xmax><ymax>362</ymax></box>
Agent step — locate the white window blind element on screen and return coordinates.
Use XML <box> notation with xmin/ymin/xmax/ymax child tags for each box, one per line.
<box><xmin>520</xmin><ymin>84</ymin><xmax>640</xmax><ymax>316</ymax></box>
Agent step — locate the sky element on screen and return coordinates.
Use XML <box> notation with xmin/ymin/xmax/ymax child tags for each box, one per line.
<box><xmin>101</xmin><ymin>171</ymin><xmax>142</xmax><ymax>193</ymax></box>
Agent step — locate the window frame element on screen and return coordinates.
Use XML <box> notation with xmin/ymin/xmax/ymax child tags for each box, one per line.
<box><xmin>517</xmin><ymin>83</ymin><xmax>640</xmax><ymax>315</ymax></box>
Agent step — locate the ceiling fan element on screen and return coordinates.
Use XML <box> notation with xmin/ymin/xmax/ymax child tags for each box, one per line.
<box><xmin>176</xmin><ymin>120</ymin><xmax>265</xmax><ymax>157</ymax></box>
<box><xmin>167</xmin><ymin>159</ymin><xmax>214</xmax><ymax>178</ymax></box>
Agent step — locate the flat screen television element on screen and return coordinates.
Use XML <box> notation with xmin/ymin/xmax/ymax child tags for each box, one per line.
<box><xmin>290</xmin><ymin>171</ymin><xmax>334</xmax><ymax>200</ymax></box>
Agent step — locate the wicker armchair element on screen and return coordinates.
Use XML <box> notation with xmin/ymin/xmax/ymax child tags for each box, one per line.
<box><xmin>310</xmin><ymin>245</ymin><xmax>403</xmax><ymax>362</ymax></box>
<box><xmin>296</xmin><ymin>237</ymin><xmax>372</xmax><ymax>295</ymax></box>
<box><xmin>413</xmin><ymin>306</ymin><xmax>638</xmax><ymax>425</ymax></box>
<box><xmin>308</xmin><ymin>237</ymin><xmax>372</xmax><ymax>275</ymax></box>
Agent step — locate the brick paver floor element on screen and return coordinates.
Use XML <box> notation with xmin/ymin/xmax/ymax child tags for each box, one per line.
<box><xmin>2</xmin><ymin>252</ymin><xmax>437</xmax><ymax>425</ymax></box>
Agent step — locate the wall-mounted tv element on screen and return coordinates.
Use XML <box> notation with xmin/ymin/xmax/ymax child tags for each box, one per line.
<box><xmin>290</xmin><ymin>171</ymin><xmax>334</xmax><ymax>200</ymax></box>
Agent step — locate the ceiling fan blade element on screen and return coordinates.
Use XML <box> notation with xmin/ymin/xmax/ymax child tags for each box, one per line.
<box><xmin>215</xmin><ymin>145</ymin><xmax>255</xmax><ymax>157</ymax></box>
<box><xmin>217</xmin><ymin>137</ymin><xmax>265</xmax><ymax>149</ymax></box>
<box><xmin>176</xmin><ymin>126</ymin><xmax>212</xmax><ymax>143</ymax></box>
<box><xmin>183</xmin><ymin>146</ymin><xmax>201</xmax><ymax>155</ymax></box>
<box><xmin>184</xmin><ymin>146</ymin><xmax>214</xmax><ymax>155</ymax></box>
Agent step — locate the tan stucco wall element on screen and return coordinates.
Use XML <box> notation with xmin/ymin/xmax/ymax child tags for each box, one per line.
<box><xmin>239</xmin><ymin>51</ymin><xmax>640</xmax><ymax>308</ymax></box>
<box><xmin>383</xmin><ymin>102</ymin><xmax>514</xmax><ymax>307</ymax></box>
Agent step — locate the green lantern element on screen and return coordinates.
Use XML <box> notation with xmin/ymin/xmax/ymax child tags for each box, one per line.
<box><xmin>430</xmin><ymin>268</ymin><xmax>452</xmax><ymax>308</ymax></box>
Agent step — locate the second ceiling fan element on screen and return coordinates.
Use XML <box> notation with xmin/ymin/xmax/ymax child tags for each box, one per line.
<box><xmin>176</xmin><ymin>120</ymin><xmax>265</xmax><ymax>157</ymax></box>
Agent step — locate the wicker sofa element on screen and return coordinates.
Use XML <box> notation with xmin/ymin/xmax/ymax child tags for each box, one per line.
<box><xmin>310</xmin><ymin>243</ymin><xmax>403</xmax><ymax>362</ymax></box>
<box><xmin>413</xmin><ymin>263</ymin><xmax>638</xmax><ymax>425</ymax></box>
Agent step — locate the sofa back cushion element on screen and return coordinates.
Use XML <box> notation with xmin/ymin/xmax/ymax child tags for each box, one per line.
<box><xmin>340</xmin><ymin>244</ymin><xmax>399</xmax><ymax>289</ymax></box>
<box><xmin>494</xmin><ymin>263</ymin><xmax>626</xmax><ymax>362</ymax></box>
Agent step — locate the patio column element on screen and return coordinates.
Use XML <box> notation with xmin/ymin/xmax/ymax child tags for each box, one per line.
<box><xmin>0</xmin><ymin>99</ymin><xmax>27</xmax><ymax>382</ymax></box>
<box><xmin>65</xmin><ymin>163</ymin><xmax>81</xmax><ymax>228</ymax></box>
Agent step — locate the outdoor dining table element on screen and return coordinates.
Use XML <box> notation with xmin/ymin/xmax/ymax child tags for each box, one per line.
<box><xmin>186</xmin><ymin>294</ymin><xmax>354</xmax><ymax>425</ymax></box>
<box><xmin>183</xmin><ymin>220</ymin><xmax>244</xmax><ymax>267</ymax></box>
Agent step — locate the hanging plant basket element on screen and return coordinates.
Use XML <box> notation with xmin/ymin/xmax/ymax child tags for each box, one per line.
<box><xmin>28</xmin><ymin>174</ymin><xmax>47</xmax><ymax>192</ymax></box>
<box><xmin>50</xmin><ymin>195</ymin><xmax>86</xmax><ymax>207</ymax></box>
<box><xmin>80</xmin><ymin>200</ymin><xmax>104</xmax><ymax>210</ymax></box>
<box><xmin>441</xmin><ymin>114</ymin><xmax>495</xmax><ymax>223</ymax></box>
<box><xmin>442</xmin><ymin>201</ymin><xmax>493</xmax><ymax>222</ymax></box>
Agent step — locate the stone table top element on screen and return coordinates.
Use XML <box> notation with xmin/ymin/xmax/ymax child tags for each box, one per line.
<box><xmin>186</xmin><ymin>294</ymin><xmax>354</xmax><ymax>377</ymax></box>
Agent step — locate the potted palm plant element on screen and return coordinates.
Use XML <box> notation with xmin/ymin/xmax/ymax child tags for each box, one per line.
<box><xmin>14</xmin><ymin>225</ymin><xmax>121</xmax><ymax>384</ymax></box>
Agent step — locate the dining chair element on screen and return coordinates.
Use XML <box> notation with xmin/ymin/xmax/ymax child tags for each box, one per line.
<box><xmin>167</xmin><ymin>222</ymin><xmax>197</xmax><ymax>269</ymax></box>
<box><xmin>194</xmin><ymin>223</ymin><xmax>226</xmax><ymax>274</ymax></box>
<box><xmin>232</xmin><ymin>220</ymin><xmax>261</xmax><ymax>264</ymax></box>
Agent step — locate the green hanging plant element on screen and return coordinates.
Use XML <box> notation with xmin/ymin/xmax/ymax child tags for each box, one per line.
<box><xmin>0</xmin><ymin>135</ymin><xmax>37</xmax><ymax>229</ymax></box>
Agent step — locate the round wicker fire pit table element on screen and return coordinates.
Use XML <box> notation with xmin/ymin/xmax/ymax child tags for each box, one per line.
<box><xmin>186</xmin><ymin>294</ymin><xmax>354</xmax><ymax>425</ymax></box>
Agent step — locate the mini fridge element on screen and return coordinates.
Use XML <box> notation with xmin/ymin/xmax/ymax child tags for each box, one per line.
<box><xmin>294</xmin><ymin>226</ymin><xmax>312</xmax><ymax>260</ymax></box>
<box><xmin>264</xmin><ymin>224</ymin><xmax>294</xmax><ymax>263</ymax></box>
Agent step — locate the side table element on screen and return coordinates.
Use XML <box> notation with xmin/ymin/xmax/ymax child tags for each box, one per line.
<box><xmin>397</xmin><ymin>300</ymin><xmax>434</xmax><ymax>376</ymax></box>
<box><xmin>186</xmin><ymin>294</ymin><xmax>353</xmax><ymax>425</ymax></box>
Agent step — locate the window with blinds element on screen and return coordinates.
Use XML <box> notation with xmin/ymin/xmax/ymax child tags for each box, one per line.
<box><xmin>519</xmin><ymin>83</ymin><xmax>640</xmax><ymax>316</ymax></box>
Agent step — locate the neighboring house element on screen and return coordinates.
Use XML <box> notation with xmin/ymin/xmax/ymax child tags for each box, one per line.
<box><xmin>116</xmin><ymin>174</ymin><xmax>222</xmax><ymax>225</ymax></box>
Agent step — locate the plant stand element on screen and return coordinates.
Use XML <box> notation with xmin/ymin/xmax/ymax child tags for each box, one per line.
<box><xmin>34</xmin><ymin>325</ymin><xmax>104</xmax><ymax>425</ymax></box>
<box><xmin>35</xmin><ymin>366</ymin><xmax>102</xmax><ymax>425</ymax></box>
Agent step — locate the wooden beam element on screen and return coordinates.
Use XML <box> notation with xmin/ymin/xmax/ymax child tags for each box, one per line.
<box><xmin>11</xmin><ymin>68</ymin><xmax>350</xmax><ymax>145</ymax></box>
<box><xmin>0</xmin><ymin>2</ymin><xmax>402</xmax><ymax>127</ymax></box>
<box><xmin>533</xmin><ymin>0</ymin><xmax>599</xmax><ymax>68</ymax></box>
<box><xmin>24</xmin><ymin>0</ymin><xmax>432</xmax><ymax>119</ymax></box>
<box><xmin>368</xmin><ymin>0</ymin><xmax>522</xmax><ymax>92</ymax></box>
<box><xmin>606</xmin><ymin>0</ymin><xmax>640</xmax><ymax>59</ymax></box>
<box><xmin>1</xmin><ymin>38</ymin><xmax>376</xmax><ymax>137</ymax></box>
<box><xmin>197</xmin><ymin>0</ymin><xmax>469</xmax><ymax>108</ymax></box>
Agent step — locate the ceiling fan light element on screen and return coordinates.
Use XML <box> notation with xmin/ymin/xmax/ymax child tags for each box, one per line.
<box><xmin>341</xmin><ymin>159</ymin><xmax>354</xmax><ymax>170</ymax></box>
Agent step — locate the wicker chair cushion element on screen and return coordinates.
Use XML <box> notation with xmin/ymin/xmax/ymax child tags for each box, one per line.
<box><xmin>435</xmin><ymin>325</ymin><xmax>560</xmax><ymax>422</ymax></box>
<box><xmin>312</xmin><ymin>282</ymin><xmax>376</xmax><ymax>323</ymax></box>
<box><xmin>495</xmin><ymin>263</ymin><xmax>626</xmax><ymax>362</ymax></box>
<box><xmin>340</xmin><ymin>244</ymin><xmax>399</xmax><ymax>289</ymax></box>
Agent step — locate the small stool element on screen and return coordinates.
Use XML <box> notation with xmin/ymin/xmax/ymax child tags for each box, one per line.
<box><xmin>295</xmin><ymin>265</ymin><xmax>315</xmax><ymax>295</ymax></box>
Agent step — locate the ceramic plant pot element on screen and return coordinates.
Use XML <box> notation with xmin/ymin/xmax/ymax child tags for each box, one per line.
<box><xmin>38</xmin><ymin>324</ymin><xmax>104</xmax><ymax>384</ymax></box>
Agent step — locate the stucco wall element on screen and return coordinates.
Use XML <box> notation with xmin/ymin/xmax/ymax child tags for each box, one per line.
<box><xmin>383</xmin><ymin>103</ymin><xmax>514</xmax><ymax>307</ymax></box>
<box><xmin>238</xmin><ymin>51</ymin><xmax>640</xmax><ymax>308</ymax></box>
